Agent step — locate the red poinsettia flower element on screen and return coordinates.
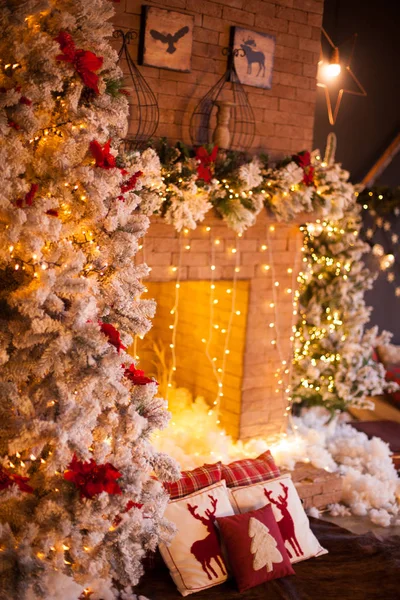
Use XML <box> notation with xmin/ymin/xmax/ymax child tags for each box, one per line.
<box><xmin>124</xmin><ymin>363</ymin><xmax>157</xmax><ymax>385</ymax></box>
<box><xmin>293</xmin><ymin>150</ymin><xmax>315</xmax><ymax>186</ymax></box>
<box><xmin>8</xmin><ymin>119</ymin><xmax>20</xmax><ymax>130</ymax></box>
<box><xmin>89</xmin><ymin>139</ymin><xmax>117</xmax><ymax>169</ymax></box>
<box><xmin>195</xmin><ymin>145</ymin><xmax>218</xmax><ymax>183</ymax></box>
<box><xmin>64</xmin><ymin>455</ymin><xmax>123</xmax><ymax>499</ymax></box>
<box><xmin>16</xmin><ymin>183</ymin><xmax>39</xmax><ymax>208</ymax></box>
<box><xmin>19</xmin><ymin>96</ymin><xmax>32</xmax><ymax>106</ymax></box>
<box><xmin>118</xmin><ymin>170</ymin><xmax>143</xmax><ymax>200</ymax></box>
<box><xmin>55</xmin><ymin>31</ymin><xmax>103</xmax><ymax>95</ymax></box>
<box><xmin>0</xmin><ymin>466</ymin><xmax>33</xmax><ymax>494</ymax></box>
<box><xmin>113</xmin><ymin>499</ymin><xmax>143</xmax><ymax>527</ymax></box>
<box><xmin>0</xmin><ymin>86</ymin><xmax>32</xmax><ymax>106</ymax></box>
<box><xmin>99</xmin><ymin>321</ymin><xmax>126</xmax><ymax>353</ymax></box>
<box><xmin>126</xmin><ymin>500</ymin><xmax>143</xmax><ymax>511</ymax></box>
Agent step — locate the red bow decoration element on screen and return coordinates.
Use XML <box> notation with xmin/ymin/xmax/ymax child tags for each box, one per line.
<box><xmin>19</xmin><ymin>96</ymin><xmax>32</xmax><ymax>106</ymax></box>
<box><xmin>99</xmin><ymin>321</ymin><xmax>126</xmax><ymax>353</ymax></box>
<box><xmin>113</xmin><ymin>499</ymin><xmax>143</xmax><ymax>527</ymax></box>
<box><xmin>8</xmin><ymin>119</ymin><xmax>20</xmax><ymax>130</ymax></box>
<box><xmin>0</xmin><ymin>87</ymin><xmax>32</xmax><ymax>106</ymax></box>
<box><xmin>124</xmin><ymin>363</ymin><xmax>157</xmax><ymax>385</ymax></box>
<box><xmin>89</xmin><ymin>139</ymin><xmax>117</xmax><ymax>169</ymax></box>
<box><xmin>195</xmin><ymin>146</ymin><xmax>218</xmax><ymax>183</ymax></box>
<box><xmin>118</xmin><ymin>170</ymin><xmax>143</xmax><ymax>200</ymax></box>
<box><xmin>0</xmin><ymin>466</ymin><xmax>33</xmax><ymax>494</ymax></box>
<box><xmin>55</xmin><ymin>31</ymin><xmax>103</xmax><ymax>95</ymax></box>
<box><xmin>16</xmin><ymin>183</ymin><xmax>39</xmax><ymax>208</ymax></box>
<box><xmin>293</xmin><ymin>151</ymin><xmax>315</xmax><ymax>186</ymax></box>
<box><xmin>64</xmin><ymin>455</ymin><xmax>122</xmax><ymax>499</ymax></box>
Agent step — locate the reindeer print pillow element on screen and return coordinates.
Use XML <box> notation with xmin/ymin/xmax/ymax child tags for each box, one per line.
<box><xmin>159</xmin><ymin>481</ymin><xmax>235</xmax><ymax>596</ymax></box>
<box><xmin>229</xmin><ymin>474</ymin><xmax>328</xmax><ymax>564</ymax></box>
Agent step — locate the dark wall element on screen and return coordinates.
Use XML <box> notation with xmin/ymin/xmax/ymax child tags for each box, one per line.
<box><xmin>313</xmin><ymin>0</ymin><xmax>400</xmax><ymax>343</ymax></box>
<box><xmin>313</xmin><ymin>0</ymin><xmax>400</xmax><ymax>184</ymax></box>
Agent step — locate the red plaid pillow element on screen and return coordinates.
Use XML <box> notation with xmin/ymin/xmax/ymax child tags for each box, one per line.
<box><xmin>163</xmin><ymin>462</ymin><xmax>222</xmax><ymax>500</ymax></box>
<box><xmin>222</xmin><ymin>451</ymin><xmax>280</xmax><ymax>488</ymax></box>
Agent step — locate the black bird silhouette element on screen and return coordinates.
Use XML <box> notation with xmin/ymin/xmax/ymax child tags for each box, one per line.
<box><xmin>150</xmin><ymin>26</ymin><xmax>189</xmax><ymax>54</ymax></box>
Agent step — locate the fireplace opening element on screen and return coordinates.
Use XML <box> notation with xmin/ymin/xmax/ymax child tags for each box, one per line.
<box><xmin>135</xmin><ymin>280</ymin><xmax>249</xmax><ymax>438</ymax></box>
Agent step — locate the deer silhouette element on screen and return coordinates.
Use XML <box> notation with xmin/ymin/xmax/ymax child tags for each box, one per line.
<box><xmin>240</xmin><ymin>38</ymin><xmax>266</xmax><ymax>77</ymax></box>
<box><xmin>187</xmin><ymin>495</ymin><xmax>227</xmax><ymax>580</ymax></box>
<box><xmin>264</xmin><ymin>483</ymin><xmax>303</xmax><ymax>559</ymax></box>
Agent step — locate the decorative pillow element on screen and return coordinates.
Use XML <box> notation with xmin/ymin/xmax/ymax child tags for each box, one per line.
<box><xmin>217</xmin><ymin>504</ymin><xmax>295</xmax><ymax>592</ymax></box>
<box><xmin>377</xmin><ymin>343</ymin><xmax>400</xmax><ymax>368</ymax></box>
<box><xmin>229</xmin><ymin>474</ymin><xmax>327</xmax><ymax>564</ymax></box>
<box><xmin>163</xmin><ymin>462</ymin><xmax>222</xmax><ymax>500</ymax></box>
<box><xmin>221</xmin><ymin>450</ymin><xmax>280</xmax><ymax>488</ymax></box>
<box><xmin>159</xmin><ymin>481</ymin><xmax>234</xmax><ymax>596</ymax></box>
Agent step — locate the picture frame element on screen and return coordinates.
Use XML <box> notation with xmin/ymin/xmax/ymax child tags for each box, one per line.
<box><xmin>230</xmin><ymin>26</ymin><xmax>276</xmax><ymax>89</ymax></box>
<box><xmin>140</xmin><ymin>5</ymin><xmax>194</xmax><ymax>73</ymax></box>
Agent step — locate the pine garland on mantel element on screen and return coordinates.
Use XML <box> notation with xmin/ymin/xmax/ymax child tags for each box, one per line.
<box><xmin>139</xmin><ymin>137</ymin><xmax>356</xmax><ymax>233</ymax></box>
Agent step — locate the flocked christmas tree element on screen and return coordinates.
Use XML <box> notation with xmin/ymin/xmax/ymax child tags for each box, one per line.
<box><xmin>0</xmin><ymin>1</ymin><xmax>179</xmax><ymax>598</ymax></box>
<box><xmin>291</xmin><ymin>134</ymin><xmax>394</xmax><ymax>413</ymax></box>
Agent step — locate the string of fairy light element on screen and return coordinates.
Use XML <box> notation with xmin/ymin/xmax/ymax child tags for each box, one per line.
<box><xmin>265</xmin><ymin>226</ymin><xmax>302</xmax><ymax>433</ymax></box>
<box><xmin>166</xmin><ymin>236</ymin><xmax>184</xmax><ymax>397</ymax></box>
<box><xmin>203</xmin><ymin>231</ymin><xmax>241</xmax><ymax>421</ymax></box>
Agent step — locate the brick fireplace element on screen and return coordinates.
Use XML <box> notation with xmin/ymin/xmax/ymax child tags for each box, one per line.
<box><xmin>136</xmin><ymin>211</ymin><xmax>304</xmax><ymax>440</ymax></box>
<box><xmin>113</xmin><ymin>0</ymin><xmax>324</xmax><ymax>440</ymax></box>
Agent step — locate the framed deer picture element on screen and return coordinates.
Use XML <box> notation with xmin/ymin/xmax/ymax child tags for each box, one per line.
<box><xmin>231</xmin><ymin>27</ymin><xmax>276</xmax><ymax>89</ymax></box>
<box><xmin>140</xmin><ymin>5</ymin><xmax>194</xmax><ymax>72</ymax></box>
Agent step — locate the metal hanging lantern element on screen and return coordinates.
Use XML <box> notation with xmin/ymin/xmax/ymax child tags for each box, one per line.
<box><xmin>189</xmin><ymin>48</ymin><xmax>255</xmax><ymax>152</ymax></box>
<box><xmin>114</xmin><ymin>30</ymin><xmax>159</xmax><ymax>151</ymax></box>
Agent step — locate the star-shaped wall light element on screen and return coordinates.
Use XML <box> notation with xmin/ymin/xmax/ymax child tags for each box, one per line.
<box><xmin>317</xmin><ymin>28</ymin><xmax>367</xmax><ymax>125</ymax></box>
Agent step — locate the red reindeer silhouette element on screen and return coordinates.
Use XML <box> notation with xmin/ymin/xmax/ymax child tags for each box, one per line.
<box><xmin>187</xmin><ymin>495</ymin><xmax>227</xmax><ymax>581</ymax></box>
<box><xmin>264</xmin><ymin>483</ymin><xmax>303</xmax><ymax>559</ymax></box>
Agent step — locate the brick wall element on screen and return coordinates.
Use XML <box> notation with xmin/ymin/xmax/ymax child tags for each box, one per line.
<box><xmin>287</xmin><ymin>463</ymin><xmax>343</xmax><ymax>509</ymax></box>
<box><xmin>135</xmin><ymin>211</ymin><xmax>303</xmax><ymax>439</ymax></box>
<box><xmin>112</xmin><ymin>0</ymin><xmax>324</xmax><ymax>157</ymax></box>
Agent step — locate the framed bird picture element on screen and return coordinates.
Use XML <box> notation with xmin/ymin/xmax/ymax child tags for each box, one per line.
<box><xmin>140</xmin><ymin>6</ymin><xmax>194</xmax><ymax>72</ymax></box>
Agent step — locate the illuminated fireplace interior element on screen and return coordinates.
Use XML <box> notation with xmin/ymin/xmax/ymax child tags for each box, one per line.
<box><xmin>137</xmin><ymin>280</ymin><xmax>249</xmax><ymax>438</ymax></box>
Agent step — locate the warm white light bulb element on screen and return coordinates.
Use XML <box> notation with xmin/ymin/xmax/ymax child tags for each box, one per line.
<box><xmin>325</xmin><ymin>62</ymin><xmax>341</xmax><ymax>78</ymax></box>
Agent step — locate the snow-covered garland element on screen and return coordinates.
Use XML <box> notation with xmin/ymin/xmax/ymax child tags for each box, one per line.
<box><xmin>136</xmin><ymin>139</ymin><xmax>350</xmax><ymax>234</ymax></box>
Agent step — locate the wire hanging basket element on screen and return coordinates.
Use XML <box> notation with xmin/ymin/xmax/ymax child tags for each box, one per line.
<box><xmin>114</xmin><ymin>30</ymin><xmax>159</xmax><ymax>152</ymax></box>
<box><xmin>189</xmin><ymin>48</ymin><xmax>255</xmax><ymax>152</ymax></box>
